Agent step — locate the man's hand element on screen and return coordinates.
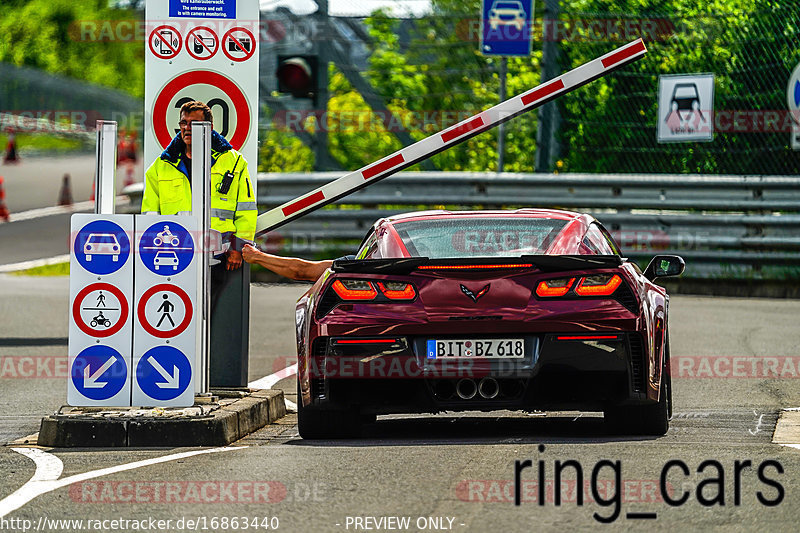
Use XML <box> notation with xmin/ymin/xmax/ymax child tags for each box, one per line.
<box><xmin>241</xmin><ymin>243</ymin><xmax>261</xmax><ymax>265</ymax></box>
<box><xmin>226</xmin><ymin>249</ymin><xmax>243</xmax><ymax>270</ymax></box>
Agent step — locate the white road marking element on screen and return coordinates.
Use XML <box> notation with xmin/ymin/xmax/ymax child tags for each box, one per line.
<box><xmin>0</xmin><ymin>446</ymin><xmax>245</xmax><ymax>519</ymax></box>
<box><xmin>248</xmin><ymin>363</ymin><xmax>298</xmax><ymax>390</ymax></box>
<box><xmin>6</xmin><ymin>200</ymin><xmax>96</xmax><ymax>223</ymax></box>
<box><xmin>0</xmin><ymin>254</ymin><xmax>70</xmax><ymax>273</ymax></box>
<box><xmin>248</xmin><ymin>363</ymin><xmax>299</xmax><ymax>413</ymax></box>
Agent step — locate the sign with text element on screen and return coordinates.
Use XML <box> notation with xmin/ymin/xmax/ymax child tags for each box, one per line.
<box><xmin>657</xmin><ymin>73</ymin><xmax>715</xmax><ymax>143</ymax></box>
<box><xmin>145</xmin><ymin>0</ymin><xmax>259</xmax><ymax>176</ymax></box>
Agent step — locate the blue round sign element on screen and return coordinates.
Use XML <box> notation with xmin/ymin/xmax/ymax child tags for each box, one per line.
<box><xmin>136</xmin><ymin>346</ymin><xmax>192</xmax><ymax>401</ymax></box>
<box><xmin>71</xmin><ymin>345</ymin><xmax>128</xmax><ymax>400</ymax></box>
<box><xmin>139</xmin><ymin>222</ymin><xmax>195</xmax><ymax>276</ymax></box>
<box><xmin>74</xmin><ymin>220</ymin><xmax>131</xmax><ymax>275</ymax></box>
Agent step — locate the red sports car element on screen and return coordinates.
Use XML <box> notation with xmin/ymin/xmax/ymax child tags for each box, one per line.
<box><xmin>295</xmin><ymin>209</ymin><xmax>684</xmax><ymax>438</ymax></box>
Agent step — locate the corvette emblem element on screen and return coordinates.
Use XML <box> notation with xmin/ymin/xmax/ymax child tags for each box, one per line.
<box><xmin>461</xmin><ymin>284</ymin><xmax>490</xmax><ymax>302</ymax></box>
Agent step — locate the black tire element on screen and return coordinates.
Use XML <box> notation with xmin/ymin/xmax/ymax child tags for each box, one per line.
<box><xmin>605</xmin><ymin>331</ymin><xmax>671</xmax><ymax>436</ymax></box>
<box><xmin>296</xmin><ymin>380</ymin><xmax>361</xmax><ymax>439</ymax></box>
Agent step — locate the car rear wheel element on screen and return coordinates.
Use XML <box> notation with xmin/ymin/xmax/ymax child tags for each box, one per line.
<box><xmin>297</xmin><ymin>380</ymin><xmax>362</xmax><ymax>439</ymax></box>
<box><xmin>605</xmin><ymin>331</ymin><xmax>671</xmax><ymax>436</ymax></box>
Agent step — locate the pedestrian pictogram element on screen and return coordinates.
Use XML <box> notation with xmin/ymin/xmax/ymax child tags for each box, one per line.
<box><xmin>74</xmin><ymin>219</ymin><xmax>131</xmax><ymax>275</ymax></box>
<box><xmin>138</xmin><ymin>221</ymin><xmax>195</xmax><ymax>275</ymax></box>
<box><xmin>70</xmin><ymin>345</ymin><xmax>128</xmax><ymax>401</ymax></box>
<box><xmin>135</xmin><ymin>345</ymin><xmax>192</xmax><ymax>402</ymax></box>
<box><xmin>72</xmin><ymin>283</ymin><xmax>129</xmax><ymax>337</ymax></box>
<box><xmin>137</xmin><ymin>284</ymin><xmax>193</xmax><ymax>338</ymax></box>
<box><xmin>222</xmin><ymin>27</ymin><xmax>256</xmax><ymax>62</ymax></box>
<box><xmin>186</xmin><ymin>27</ymin><xmax>219</xmax><ymax>61</ymax></box>
<box><xmin>149</xmin><ymin>25</ymin><xmax>182</xmax><ymax>60</ymax></box>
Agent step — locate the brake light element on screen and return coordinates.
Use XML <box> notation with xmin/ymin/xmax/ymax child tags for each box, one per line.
<box><xmin>418</xmin><ymin>263</ymin><xmax>533</xmax><ymax>270</ymax></box>
<box><xmin>574</xmin><ymin>274</ymin><xmax>622</xmax><ymax>296</ymax></box>
<box><xmin>377</xmin><ymin>282</ymin><xmax>416</xmax><ymax>300</ymax></box>
<box><xmin>536</xmin><ymin>277</ymin><xmax>575</xmax><ymax>297</ymax></box>
<box><xmin>331</xmin><ymin>280</ymin><xmax>378</xmax><ymax>300</ymax></box>
<box><xmin>556</xmin><ymin>335</ymin><xmax>621</xmax><ymax>341</ymax></box>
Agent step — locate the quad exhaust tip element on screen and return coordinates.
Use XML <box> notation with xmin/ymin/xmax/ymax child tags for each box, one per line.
<box><xmin>455</xmin><ymin>378</ymin><xmax>478</xmax><ymax>400</ymax></box>
<box><xmin>478</xmin><ymin>377</ymin><xmax>500</xmax><ymax>399</ymax></box>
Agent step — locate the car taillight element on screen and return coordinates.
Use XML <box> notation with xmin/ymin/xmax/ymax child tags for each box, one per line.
<box><xmin>535</xmin><ymin>277</ymin><xmax>575</xmax><ymax>297</ymax></box>
<box><xmin>574</xmin><ymin>274</ymin><xmax>622</xmax><ymax>296</ymax></box>
<box><xmin>331</xmin><ymin>280</ymin><xmax>378</xmax><ymax>300</ymax></box>
<box><xmin>377</xmin><ymin>282</ymin><xmax>416</xmax><ymax>300</ymax></box>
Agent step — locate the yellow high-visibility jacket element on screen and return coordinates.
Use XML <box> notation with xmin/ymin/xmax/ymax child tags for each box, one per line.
<box><xmin>141</xmin><ymin>131</ymin><xmax>257</xmax><ymax>247</ymax></box>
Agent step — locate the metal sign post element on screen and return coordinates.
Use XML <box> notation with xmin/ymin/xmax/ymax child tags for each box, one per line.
<box><xmin>94</xmin><ymin>120</ymin><xmax>118</xmax><ymax>215</ymax></box>
<box><xmin>191</xmin><ymin>121</ymin><xmax>212</xmax><ymax>396</ymax></box>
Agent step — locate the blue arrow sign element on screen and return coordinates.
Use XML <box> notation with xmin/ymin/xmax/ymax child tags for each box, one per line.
<box><xmin>71</xmin><ymin>346</ymin><xmax>128</xmax><ymax>400</ymax></box>
<box><xmin>481</xmin><ymin>0</ymin><xmax>533</xmax><ymax>56</ymax></box>
<box><xmin>136</xmin><ymin>346</ymin><xmax>192</xmax><ymax>401</ymax></box>
<box><xmin>74</xmin><ymin>220</ymin><xmax>131</xmax><ymax>275</ymax></box>
<box><xmin>139</xmin><ymin>221</ymin><xmax>195</xmax><ymax>276</ymax></box>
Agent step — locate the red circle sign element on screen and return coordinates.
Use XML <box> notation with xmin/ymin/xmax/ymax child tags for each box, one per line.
<box><xmin>137</xmin><ymin>284</ymin><xmax>193</xmax><ymax>338</ymax></box>
<box><xmin>72</xmin><ymin>283</ymin><xmax>129</xmax><ymax>338</ymax></box>
<box><xmin>186</xmin><ymin>26</ymin><xmax>219</xmax><ymax>61</ymax></box>
<box><xmin>149</xmin><ymin>25</ymin><xmax>182</xmax><ymax>60</ymax></box>
<box><xmin>152</xmin><ymin>70</ymin><xmax>250</xmax><ymax>150</ymax></box>
<box><xmin>222</xmin><ymin>27</ymin><xmax>256</xmax><ymax>62</ymax></box>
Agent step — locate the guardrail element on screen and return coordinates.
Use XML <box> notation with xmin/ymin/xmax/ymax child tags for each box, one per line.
<box><xmin>123</xmin><ymin>172</ymin><xmax>800</xmax><ymax>279</ymax></box>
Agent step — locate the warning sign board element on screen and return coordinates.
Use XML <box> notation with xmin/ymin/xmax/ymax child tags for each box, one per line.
<box><xmin>144</xmin><ymin>0</ymin><xmax>259</xmax><ymax>175</ymax></box>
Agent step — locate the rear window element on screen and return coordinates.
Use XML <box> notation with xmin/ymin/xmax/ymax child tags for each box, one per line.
<box><xmin>392</xmin><ymin>217</ymin><xmax>567</xmax><ymax>258</ymax></box>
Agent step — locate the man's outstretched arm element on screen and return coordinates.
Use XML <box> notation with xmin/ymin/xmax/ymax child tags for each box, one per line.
<box><xmin>242</xmin><ymin>244</ymin><xmax>332</xmax><ymax>282</ymax></box>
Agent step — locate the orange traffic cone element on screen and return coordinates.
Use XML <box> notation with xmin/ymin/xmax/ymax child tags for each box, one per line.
<box><xmin>123</xmin><ymin>164</ymin><xmax>135</xmax><ymax>187</ymax></box>
<box><xmin>3</xmin><ymin>132</ymin><xmax>19</xmax><ymax>164</ymax></box>
<box><xmin>58</xmin><ymin>173</ymin><xmax>73</xmax><ymax>206</ymax></box>
<box><xmin>0</xmin><ymin>175</ymin><xmax>10</xmax><ymax>222</ymax></box>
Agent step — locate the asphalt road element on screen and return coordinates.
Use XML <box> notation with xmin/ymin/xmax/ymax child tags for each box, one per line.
<box><xmin>0</xmin><ymin>155</ymin><xmax>145</xmax><ymax>266</ymax></box>
<box><xmin>1</xmin><ymin>155</ymin><xmax>144</xmax><ymax>213</ymax></box>
<box><xmin>1</xmin><ymin>276</ymin><xmax>799</xmax><ymax>532</ymax></box>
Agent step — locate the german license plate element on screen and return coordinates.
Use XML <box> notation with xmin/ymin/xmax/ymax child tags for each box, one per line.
<box><xmin>426</xmin><ymin>339</ymin><xmax>525</xmax><ymax>359</ymax></box>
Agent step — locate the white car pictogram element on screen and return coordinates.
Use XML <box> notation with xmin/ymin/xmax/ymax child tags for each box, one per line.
<box><xmin>154</xmin><ymin>250</ymin><xmax>179</xmax><ymax>270</ymax></box>
<box><xmin>84</xmin><ymin>233</ymin><xmax>121</xmax><ymax>262</ymax></box>
<box><xmin>488</xmin><ymin>0</ymin><xmax>526</xmax><ymax>30</ymax></box>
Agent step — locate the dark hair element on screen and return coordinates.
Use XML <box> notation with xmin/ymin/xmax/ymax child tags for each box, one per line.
<box><xmin>179</xmin><ymin>101</ymin><xmax>213</xmax><ymax>122</ymax></box>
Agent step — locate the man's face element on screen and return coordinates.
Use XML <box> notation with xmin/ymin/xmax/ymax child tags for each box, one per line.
<box><xmin>178</xmin><ymin>110</ymin><xmax>208</xmax><ymax>148</ymax></box>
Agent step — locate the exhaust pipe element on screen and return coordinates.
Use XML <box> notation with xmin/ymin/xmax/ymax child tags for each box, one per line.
<box><xmin>455</xmin><ymin>378</ymin><xmax>477</xmax><ymax>400</ymax></box>
<box><xmin>478</xmin><ymin>377</ymin><xmax>500</xmax><ymax>399</ymax></box>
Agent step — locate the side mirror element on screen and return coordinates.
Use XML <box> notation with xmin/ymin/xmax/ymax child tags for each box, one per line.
<box><xmin>644</xmin><ymin>255</ymin><xmax>685</xmax><ymax>281</ymax></box>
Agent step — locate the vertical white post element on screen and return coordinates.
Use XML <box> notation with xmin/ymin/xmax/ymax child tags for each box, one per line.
<box><xmin>94</xmin><ymin>120</ymin><xmax>117</xmax><ymax>215</ymax></box>
<box><xmin>192</xmin><ymin>121</ymin><xmax>212</xmax><ymax>396</ymax></box>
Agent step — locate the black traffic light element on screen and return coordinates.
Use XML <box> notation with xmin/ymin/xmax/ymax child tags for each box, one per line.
<box><xmin>276</xmin><ymin>55</ymin><xmax>318</xmax><ymax>100</ymax></box>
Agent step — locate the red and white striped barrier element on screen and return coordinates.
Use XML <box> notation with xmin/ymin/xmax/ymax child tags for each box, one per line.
<box><xmin>255</xmin><ymin>39</ymin><xmax>647</xmax><ymax>236</ymax></box>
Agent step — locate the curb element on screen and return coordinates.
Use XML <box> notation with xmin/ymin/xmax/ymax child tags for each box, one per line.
<box><xmin>37</xmin><ymin>389</ymin><xmax>286</xmax><ymax>448</ymax></box>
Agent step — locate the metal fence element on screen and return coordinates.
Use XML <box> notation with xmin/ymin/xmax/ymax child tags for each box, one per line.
<box><xmin>123</xmin><ymin>172</ymin><xmax>800</xmax><ymax>279</ymax></box>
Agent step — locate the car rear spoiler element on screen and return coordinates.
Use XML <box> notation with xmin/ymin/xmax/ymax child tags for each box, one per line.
<box><xmin>331</xmin><ymin>255</ymin><xmax>625</xmax><ymax>275</ymax></box>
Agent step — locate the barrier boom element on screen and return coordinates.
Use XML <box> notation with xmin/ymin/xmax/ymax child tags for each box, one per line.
<box><xmin>255</xmin><ymin>39</ymin><xmax>647</xmax><ymax>236</ymax></box>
